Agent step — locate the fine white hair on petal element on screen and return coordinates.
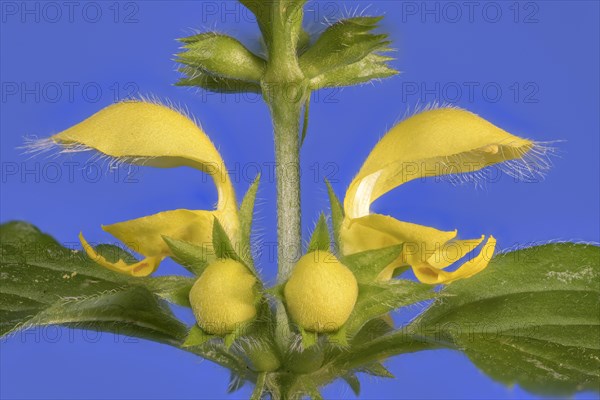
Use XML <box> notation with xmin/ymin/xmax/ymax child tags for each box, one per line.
<box><xmin>428</xmin><ymin>140</ymin><xmax>556</xmax><ymax>189</ymax></box>
<box><xmin>20</xmin><ymin>95</ymin><xmax>197</xmax><ymax>176</ymax></box>
<box><xmin>391</xmin><ymin>102</ymin><xmax>559</xmax><ymax>188</ymax></box>
<box><xmin>396</xmin><ymin>100</ymin><xmax>463</xmax><ymax>126</ymax></box>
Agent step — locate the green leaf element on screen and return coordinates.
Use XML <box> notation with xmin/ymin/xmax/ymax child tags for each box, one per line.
<box><xmin>176</xmin><ymin>33</ymin><xmax>266</xmax><ymax>82</ymax></box>
<box><xmin>414</xmin><ymin>243</ymin><xmax>600</xmax><ymax>396</ymax></box>
<box><xmin>239</xmin><ymin>174</ymin><xmax>261</xmax><ymax>265</ymax></box>
<box><xmin>345</xmin><ymin>280</ymin><xmax>435</xmax><ymax>337</ymax></box>
<box><xmin>361</xmin><ymin>362</ymin><xmax>394</xmax><ymax>379</ymax></box>
<box><xmin>300</xmin><ymin>17</ymin><xmax>391</xmax><ymax>79</ymax></box>
<box><xmin>175</xmin><ymin>66</ymin><xmax>261</xmax><ymax>94</ymax></box>
<box><xmin>307</xmin><ymin>213</ymin><xmax>331</xmax><ymax>252</ymax></box>
<box><xmin>309</xmin><ymin>53</ymin><xmax>399</xmax><ymax>90</ymax></box>
<box><xmin>342</xmin><ymin>244</ymin><xmax>403</xmax><ymax>283</ymax></box>
<box><xmin>342</xmin><ymin>373</ymin><xmax>361</xmax><ymax>396</ymax></box>
<box><xmin>325</xmin><ymin>179</ymin><xmax>344</xmax><ymax>252</ymax></box>
<box><xmin>162</xmin><ymin>235</ymin><xmax>210</xmax><ymax>276</ymax></box>
<box><xmin>0</xmin><ymin>222</ymin><xmax>189</xmax><ymax>344</ymax></box>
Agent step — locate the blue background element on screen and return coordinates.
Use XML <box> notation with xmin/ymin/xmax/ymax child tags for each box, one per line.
<box><xmin>1</xmin><ymin>1</ymin><xmax>599</xmax><ymax>399</ymax></box>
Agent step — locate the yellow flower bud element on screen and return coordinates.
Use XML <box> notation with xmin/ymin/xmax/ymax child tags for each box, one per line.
<box><xmin>284</xmin><ymin>251</ymin><xmax>358</xmax><ymax>333</ymax></box>
<box><xmin>189</xmin><ymin>259</ymin><xmax>257</xmax><ymax>335</ymax></box>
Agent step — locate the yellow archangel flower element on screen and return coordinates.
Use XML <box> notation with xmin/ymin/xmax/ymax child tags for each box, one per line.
<box><xmin>341</xmin><ymin>107</ymin><xmax>550</xmax><ymax>285</ymax></box>
<box><xmin>29</xmin><ymin>100</ymin><xmax>238</xmax><ymax>277</ymax></box>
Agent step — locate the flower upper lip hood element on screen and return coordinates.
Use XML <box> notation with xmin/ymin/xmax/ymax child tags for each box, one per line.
<box><xmin>340</xmin><ymin>106</ymin><xmax>545</xmax><ymax>285</ymax></box>
<box><xmin>31</xmin><ymin>100</ymin><xmax>239</xmax><ymax>277</ymax></box>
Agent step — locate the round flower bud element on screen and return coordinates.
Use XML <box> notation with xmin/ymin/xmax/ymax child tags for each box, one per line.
<box><xmin>285</xmin><ymin>347</ymin><xmax>325</xmax><ymax>374</ymax></box>
<box><xmin>243</xmin><ymin>342</ymin><xmax>281</xmax><ymax>372</ymax></box>
<box><xmin>189</xmin><ymin>259</ymin><xmax>257</xmax><ymax>335</ymax></box>
<box><xmin>284</xmin><ymin>251</ymin><xmax>358</xmax><ymax>332</ymax></box>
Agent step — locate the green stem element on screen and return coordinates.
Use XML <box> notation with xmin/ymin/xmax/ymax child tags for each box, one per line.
<box><xmin>250</xmin><ymin>372</ymin><xmax>267</xmax><ymax>400</ymax></box>
<box><xmin>269</xmin><ymin>96</ymin><xmax>303</xmax><ymax>281</ymax></box>
<box><xmin>262</xmin><ymin>0</ymin><xmax>307</xmax><ymax>282</ymax></box>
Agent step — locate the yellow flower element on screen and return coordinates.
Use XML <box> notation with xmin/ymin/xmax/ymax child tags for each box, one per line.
<box><xmin>340</xmin><ymin>107</ymin><xmax>546</xmax><ymax>284</ymax></box>
<box><xmin>35</xmin><ymin>100</ymin><xmax>238</xmax><ymax>277</ymax></box>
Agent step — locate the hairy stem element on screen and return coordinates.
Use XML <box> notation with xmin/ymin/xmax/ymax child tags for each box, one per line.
<box><xmin>269</xmin><ymin>95</ymin><xmax>303</xmax><ymax>281</ymax></box>
<box><xmin>263</xmin><ymin>1</ymin><xmax>307</xmax><ymax>282</ymax></box>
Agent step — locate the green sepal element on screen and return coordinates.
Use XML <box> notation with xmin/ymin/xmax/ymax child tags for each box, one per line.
<box><xmin>274</xmin><ymin>298</ymin><xmax>294</xmax><ymax>355</ymax></box>
<box><xmin>239</xmin><ymin>174</ymin><xmax>261</xmax><ymax>265</ymax></box>
<box><xmin>162</xmin><ymin>235</ymin><xmax>210</xmax><ymax>276</ymax></box>
<box><xmin>327</xmin><ymin>324</ymin><xmax>349</xmax><ymax>348</ymax></box>
<box><xmin>182</xmin><ymin>325</ymin><xmax>215</xmax><ymax>347</ymax></box>
<box><xmin>307</xmin><ymin>213</ymin><xmax>331</xmax><ymax>252</ymax></box>
<box><xmin>342</xmin><ymin>373</ymin><xmax>361</xmax><ymax>396</ymax></box>
<box><xmin>176</xmin><ymin>33</ymin><xmax>266</xmax><ymax>83</ymax></box>
<box><xmin>310</xmin><ymin>53</ymin><xmax>399</xmax><ymax>90</ymax></box>
<box><xmin>212</xmin><ymin>218</ymin><xmax>260</xmax><ymax>279</ymax></box>
<box><xmin>351</xmin><ymin>317</ymin><xmax>394</xmax><ymax>346</ymax></box>
<box><xmin>345</xmin><ymin>280</ymin><xmax>435</xmax><ymax>337</ymax></box>
<box><xmin>175</xmin><ymin>66</ymin><xmax>261</xmax><ymax>94</ymax></box>
<box><xmin>325</xmin><ymin>179</ymin><xmax>344</xmax><ymax>252</ymax></box>
<box><xmin>342</xmin><ymin>244</ymin><xmax>403</xmax><ymax>283</ymax></box>
<box><xmin>300</xmin><ymin>16</ymin><xmax>391</xmax><ymax>79</ymax></box>
<box><xmin>224</xmin><ymin>321</ymin><xmax>252</xmax><ymax>349</ymax></box>
<box><xmin>212</xmin><ymin>218</ymin><xmax>242</xmax><ymax>261</ymax></box>
<box><xmin>297</xmin><ymin>28</ymin><xmax>311</xmax><ymax>55</ymax></box>
<box><xmin>300</xmin><ymin>326</ymin><xmax>318</xmax><ymax>349</ymax></box>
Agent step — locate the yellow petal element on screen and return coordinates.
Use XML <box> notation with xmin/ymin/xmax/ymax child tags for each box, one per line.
<box><xmin>426</xmin><ymin>236</ymin><xmax>485</xmax><ymax>270</ymax></box>
<box><xmin>103</xmin><ymin>209</ymin><xmax>233</xmax><ymax>259</ymax></box>
<box><xmin>79</xmin><ymin>232</ymin><xmax>161</xmax><ymax>277</ymax></box>
<box><xmin>413</xmin><ymin>235</ymin><xmax>496</xmax><ymax>285</ymax></box>
<box><xmin>345</xmin><ymin>107</ymin><xmax>535</xmax><ymax>218</ymax></box>
<box><xmin>48</xmin><ymin>100</ymin><xmax>236</xmax><ymax>216</ymax></box>
<box><xmin>340</xmin><ymin>213</ymin><xmax>457</xmax><ymax>268</ymax></box>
